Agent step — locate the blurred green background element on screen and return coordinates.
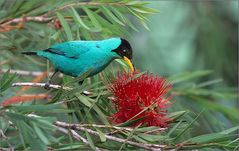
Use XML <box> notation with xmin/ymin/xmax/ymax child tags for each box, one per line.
<box><xmin>132</xmin><ymin>1</ymin><xmax>238</xmax><ymax>86</ymax></box>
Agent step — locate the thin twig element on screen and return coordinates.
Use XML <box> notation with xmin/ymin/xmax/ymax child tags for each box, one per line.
<box><xmin>11</xmin><ymin>82</ymin><xmax>115</xmax><ymax>100</ymax></box>
<box><xmin>56</xmin><ymin>126</ymin><xmax>82</xmax><ymax>141</ymax></box>
<box><xmin>0</xmin><ymin>60</ymin><xmax>10</xmax><ymax>66</ymax></box>
<box><xmin>12</xmin><ymin>82</ymin><xmax>72</xmax><ymax>90</ymax></box>
<box><xmin>11</xmin><ymin>82</ymin><xmax>90</xmax><ymax>95</ymax></box>
<box><xmin>0</xmin><ymin>69</ymin><xmax>62</xmax><ymax>77</ymax></box>
<box><xmin>144</xmin><ymin>127</ymin><xmax>168</xmax><ymax>134</ymax></box>
<box><xmin>55</xmin><ymin>121</ymin><xmax>165</xmax><ymax>151</ymax></box>
<box><xmin>54</xmin><ymin>125</ymin><xmax>106</xmax><ymax>151</ymax></box>
<box><xmin>45</xmin><ymin>1</ymin><xmax>125</xmax><ymax>16</ymax></box>
<box><xmin>0</xmin><ymin>147</ymin><xmax>14</xmax><ymax>151</ymax></box>
<box><xmin>56</xmin><ymin>122</ymin><xmax>134</xmax><ymax>132</ymax></box>
<box><xmin>80</xmin><ymin>123</ymin><xmax>134</xmax><ymax>131</ymax></box>
<box><xmin>53</xmin><ymin>122</ymin><xmax>166</xmax><ymax>133</ymax></box>
<box><xmin>0</xmin><ymin>16</ymin><xmax>52</xmax><ymax>26</ymax></box>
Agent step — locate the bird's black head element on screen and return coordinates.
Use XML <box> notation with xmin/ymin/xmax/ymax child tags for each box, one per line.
<box><xmin>112</xmin><ymin>38</ymin><xmax>133</xmax><ymax>60</ymax></box>
<box><xmin>111</xmin><ymin>38</ymin><xmax>134</xmax><ymax>71</ymax></box>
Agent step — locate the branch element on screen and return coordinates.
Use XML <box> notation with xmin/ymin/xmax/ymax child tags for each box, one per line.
<box><xmin>0</xmin><ymin>1</ymin><xmax>131</xmax><ymax>33</ymax></box>
<box><xmin>0</xmin><ymin>15</ymin><xmax>54</xmax><ymax>33</ymax></box>
<box><xmin>26</xmin><ymin>114</ymin><xmax>166</xmax><ymax>150</ymax></box>
<box><xmin>45</xmin><ymin>1</ymin><xmax>126</xmax><ymax>16</ymax></box>
<box><xmin>11</xmin><ymin>82</ymin><xmax>114</xmax><ymax>100</ymax></box>
<box><xmin>55</xmin><ymin>125</ymin><xmax>106</xmax><ymax>151</ymax></box>
<box><xmin>54</xmin><ymin>122</ymin><xmax>166</xmax><ymax>134</ymax></box>
<box><xmin>79</xmin><ymin>123</ymin><xmax>134</xmax><ymax>132</ymax></box>
<box><xmin>0</xmin><ymin>148</ymin><xmax>14</xmax><ymax>151</ymax></box>
<box><xmin>12</xmin><ymin>82</ymin><xmax>72</xmax><ymax>90</ymax></box>
<box><xmin>0</xmin><ymin>16</ymin><xmax>52</xmax><ymax>26</ymax></box>
<box><xmin>55</xmin><ymin>121</ymin><xmax>165</xmax><ymax>151</ymax></box>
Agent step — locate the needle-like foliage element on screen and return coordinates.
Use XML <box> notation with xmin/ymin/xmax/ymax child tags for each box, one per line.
<box><xmin>0</xmin><ymin>0</ymin><xmax>238</xmax><ymax>150</ymax></box>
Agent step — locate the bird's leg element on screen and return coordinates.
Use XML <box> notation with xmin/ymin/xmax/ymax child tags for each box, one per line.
<box><xmin>78</xmin><ymin>80</ymin><xmax>84</xmax><ymax>86</ymax></box>
<box><xmin>44</xmin><ymin>70</ymin><xmax>58</xmax><ymax>89</ymax></box>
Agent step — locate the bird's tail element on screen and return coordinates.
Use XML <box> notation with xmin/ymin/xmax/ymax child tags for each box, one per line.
<box><xmin>22</xmin><ymin>51</ymin><xmax>37</xmax><ymax>55</ymax></box>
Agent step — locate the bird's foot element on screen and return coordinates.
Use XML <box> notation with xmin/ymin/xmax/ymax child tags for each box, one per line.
<box><xmin>78</xmin><ymin>80</ymin><xmax>84</xmax><ymax>85</ymax></box>
<box><xmin>44</xmin><ymin>82</ymin><xmax>51</xmax><ymax>90</ymax></box>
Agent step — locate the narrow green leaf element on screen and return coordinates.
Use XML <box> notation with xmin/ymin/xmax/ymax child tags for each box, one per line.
<box><xmin>116</xmin><ymin>116</ymin><xmax>146</xmax><ymax>127</ymax></box>
<box><xmin>196</xmin><ymin>79</ymin><xmax>223</xmax><ymax>88</ymax></box>
<box><xmin>138</xmin><ymin>6</ymin><xmax>159</xmax><ymax>13</ymax></box>
<box><xmin>85</xmin><ymin>131</ymin><xmax>96</xmax><ymax>150</ymax></box>
<box><xmin>138</xmin><ymin>133</ymin><xmax>168</xmax><ymax>142</ymax></box>
<box><xmin>219</xmin><ymin>126</ymin><xmax>239</xmax><ymax>134</ymax></box>
<box><xmin>132</xmin><ymin>135</ymin><xmax>148</xmax><ymax>143</ymax></box>
<box><xmin>79</xmin><ymin>27</ymin><xmax>92</xmax><ymax>40</ymax></box>
<box><xmin>131</xmin><ymin>6</ymin><xmax>159</xmax><ymax>14</ymax></box>
<box><xmin>135</xmin><ymin>126</ymin><xmax>157</xmax><ymax>132</ymax></box>
<box><xmin>71</xmin><ymin>7</ymin><xmax>90</xmax><ymax>30</ymax></box>
<box><xmin>167</xmin><ymin>120</ymin><xmax>183</xmax><ymax>137</ymax></box>
<box><xmin>124</xmin><ymin>17</ymin><xmax>138</xmax><ymax>31</ymax></box>
<box><xmin>64</xmin><ymin>68</ymin><xmax>93</xmax><ymax>86</ymax></box>
<box><xmin>76</xmin><ymin>95</ymin><xmax>92</xmax><ymax>107</ymax></box>
<box><xmin>36</xmin><ymin>118</ymin><xmax>56</xmax><ymax>130</ymax></box>
<box><xmin>166</xmin><ymin>111</ymin><xmax>187</xmax><ymax>121</ymax></box>
<box><xmin>81</xmin><ymin>6</ymin><xmax>102</xmax><ymax>32</ymax></box>
<box><xmin>0</xmin><ymin>69</ymin><xmax>10</xmax><ymax>83</ymax></box>
<box><xmin>101</xmin><ymin>6</ymin><xmax>125</xmax><ymax>26</ymax></box>
<box><xmin>168</xmin><ymin>70</ymin><xmax>213</xmax><ymax>84</ymax></box>
<box><xmin>92</xmin><ymin>103</ymin><xmax>110</xmax><ymax>125</ymax></box>
<box><xmin>190</xmin><ymin>96</ymin><xmax>239</xmax><ymax>121</ymax></box>
<box><xmin>31</xmin><ymin>122</ymin><xmax>49</xmax><ymax>144</ymax></box>
<box><xmin>174</xmin><ymin>109</ymin><xmax>204</xmax><ymax>141</ymax></box>
<box><xmin>12</xmin><ymin>104</ymin><xmax>59</xmax><ymax>112</ymax></box>
<box><xmin>12</xmin><ymin>104</ymin><xmax>74</xmax><ymax>113</ymax></box>
<box><xmin>127</xmin><ymin>7</ymin><xmax>148</xmax><ymax>21</ymax></box>
<box><xmin>140</xmin><ymin>19</ymin><xmax>150</xmax><ymax>30</ymax></box>
<box><xmin>126</xmin><ymin>1</ymin><xmax>149</xmax><ymax>6</ymax></box>
<box><xmin>48</xmin><ymin>87</ymin><xmax>64</xmax><ymax>104</ymax></box>
<box><xmin>16</xmin><ymin>121</ymin><xmax>47</xmax><ymax>151</ymax></box>
<box><xmin>110</xmin><ymin>6</ymin><xmax>126</xmax><ymax>23</ymax></box>
<box><xmin>50</xmin><ymin>30</ymin><xmax>61</xmax><ymax>41</ymax></box>
<box><xmin>0</xmin><ymin>117</ymin><xmax>9</xmax><ymax>133</ymax></box>
<box><xmin>56</xmin><ymin>12</ymin><xmax>73</xmax><ymax>41</ymax></box>
<box><xmin>95</xmin><ymin>128</ymin><xmax>106</xmax><ymax>142</ymax></box>
<box><xmin>186</xmin><ymin>133</ymin><xmax>236</xmax><ymax>144</ymax></box>
<box><xmin>115</xmin><ymin>59</ymin><xmax>129</xmax><ymax>70</ymax></box>
<box><xmin>0</xmin><ymin>71</ymin><xmax>16</xmax><ymax>92</ymax></box>
<box><xmin>56</xmin><ymin>144</ymin><xmax>84</xmax><ymax>150</ymax></box>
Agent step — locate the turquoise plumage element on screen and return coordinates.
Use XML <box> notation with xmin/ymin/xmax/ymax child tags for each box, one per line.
<box><xmin>22</xmin><ymin>37</ymin><xmax>134</xmax><ymax>86</ymax></box>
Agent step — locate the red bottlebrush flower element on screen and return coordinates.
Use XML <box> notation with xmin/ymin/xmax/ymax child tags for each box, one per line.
<box><xmin>109</xmin><ymin>72</ymin><xmax>172</xmax><ymax>127</ymax></box>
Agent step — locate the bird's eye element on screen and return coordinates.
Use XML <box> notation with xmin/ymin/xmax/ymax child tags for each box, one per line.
<box><xmin>123</xmin><ymin>49</ymin><xmax>126</xmax><ymax>52</ymax></box>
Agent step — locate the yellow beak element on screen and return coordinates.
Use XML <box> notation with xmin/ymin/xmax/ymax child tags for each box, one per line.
<box><xmin>123</xmin><ymin>56</ymin><xmax>134</xmax><ymax>72</ymax></box>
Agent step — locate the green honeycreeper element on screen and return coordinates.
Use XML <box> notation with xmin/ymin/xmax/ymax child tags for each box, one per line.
<box><xmin>22</xmin><ymin>37</ymin><xmax>134</xmax><ymax>87</ymax></box>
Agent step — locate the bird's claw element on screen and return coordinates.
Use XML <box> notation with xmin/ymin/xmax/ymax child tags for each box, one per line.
<box><xmin>44</xmin><ymin>82</ymin><xmax>51</xmax><ymax>90</ymax></box>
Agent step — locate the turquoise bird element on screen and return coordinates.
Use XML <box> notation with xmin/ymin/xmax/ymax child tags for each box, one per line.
<box><xmin>22</xmin><ymin>37</ymin><xmax>134</xmax><ymax>88</ymax></box>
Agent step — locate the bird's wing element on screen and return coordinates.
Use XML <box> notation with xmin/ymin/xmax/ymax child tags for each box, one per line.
<box><xmin>45</xmin><ymin>41</ymin><xmax>90</xmax><ymax>59</ymax></box>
